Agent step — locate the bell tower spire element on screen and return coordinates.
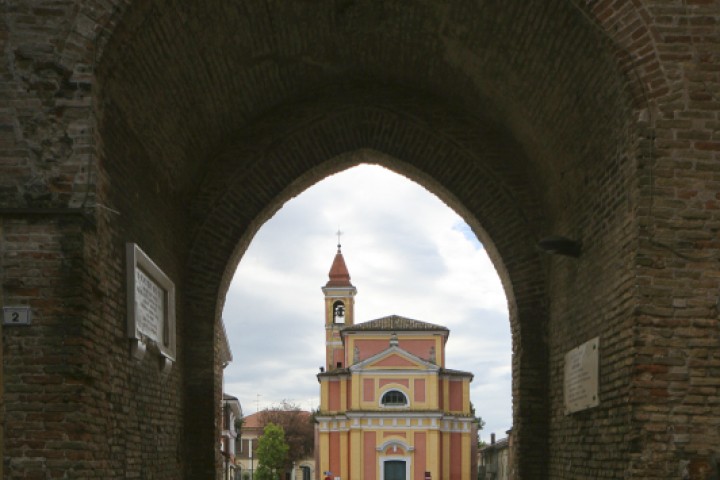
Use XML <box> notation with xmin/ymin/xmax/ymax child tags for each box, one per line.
<box><xmin>322</xmin><ymin>237</ymin><xmax>356</xmax><ymax>370</ymax></box>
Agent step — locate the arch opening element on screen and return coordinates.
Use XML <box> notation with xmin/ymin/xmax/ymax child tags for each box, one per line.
<box><xmin>219</xmin><ymin>161</ymin><xmax>526</xmax><ymax>479</ymax></box>
<box><xmin>222</xmin><ymin>162</ymin><xmax>514</xmax><ymax>410</ymax></box>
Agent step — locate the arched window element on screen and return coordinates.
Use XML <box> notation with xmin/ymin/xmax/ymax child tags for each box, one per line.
<box><xmin>381</xmin><ymin>390</ymin><xmax>408</xmax><ymax>407</ymax></box>
<box><xmin>332</xmin><ymin>301</ymin><xmax>346</xmax><ymax>323</ymax></box>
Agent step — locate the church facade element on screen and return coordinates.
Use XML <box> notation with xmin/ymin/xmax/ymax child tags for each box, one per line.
<box><xmin>316</xmin><ymin>246</ymin><xmax>476</xmax><ymax>480</ymax></box>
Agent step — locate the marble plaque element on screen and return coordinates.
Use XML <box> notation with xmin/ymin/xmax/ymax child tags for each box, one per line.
<box><xmin>126</xmin><ymin>243</ymin><xmax>176</xmax><ymax>361</ymax></box>
<box><xmin>564</xmin><ymin>336</ymin><xmax>599</xmax><ymax>414</ymax></box>
<box><xmin>134</xmin><ymin>267</ymin><xmax>164</xmax><ymax>342</ymax></box>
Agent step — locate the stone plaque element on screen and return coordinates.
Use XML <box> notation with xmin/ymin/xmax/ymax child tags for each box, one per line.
<box><xmin>134</xmin><ymin>267</ymin><xmax>165</xmax><ymax>343</ymax></box>
<box><xmin>564</xmin><ymin>336</ymin><xmax>599</xmax><ymax>415</ymax></box>
<box><xmin>126</xmin><ymin>243</ymin><xmax>176</xmax><ymax>361</ymax></box>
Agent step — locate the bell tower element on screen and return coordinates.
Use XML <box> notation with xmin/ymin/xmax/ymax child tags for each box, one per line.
<box><xmin>321</xmin><ymin>240</ymin><xmax>356</xmax><ymax>371</ymax></box>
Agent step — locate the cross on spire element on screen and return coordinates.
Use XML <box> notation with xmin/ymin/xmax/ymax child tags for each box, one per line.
<box><xmin>336</xmin><ymin>229</ymin><xmax>343</xmax><ymax>251</ymax></box>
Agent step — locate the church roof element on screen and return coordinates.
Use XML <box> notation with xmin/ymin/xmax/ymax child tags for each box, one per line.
<box><xmin>325</xmin><ymin>246</ymin><xmax>353</xmax><ymax>287</ymax></box>
<box><xmin>342</xmin><ymin>314</ymin><xmax>449</xmax><ymax>333</ymax></box>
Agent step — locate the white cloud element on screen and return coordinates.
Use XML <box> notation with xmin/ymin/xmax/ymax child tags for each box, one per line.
<box><xmin>222</xmin><ymin>164</ymin><xmax>512</xmax><ymax>437</ymax></box>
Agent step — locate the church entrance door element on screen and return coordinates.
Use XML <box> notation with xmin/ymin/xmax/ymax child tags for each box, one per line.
<box><xmin>384</xmin><ymin>460</ymin><xmax>406</xmax><ymax>480</ymax></box>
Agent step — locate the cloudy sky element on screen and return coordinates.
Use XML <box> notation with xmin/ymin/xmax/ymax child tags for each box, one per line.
<box><xmin>222</xmin><ymin>164</ymin><xmax>512</xmax><ymax>439</ymax></box>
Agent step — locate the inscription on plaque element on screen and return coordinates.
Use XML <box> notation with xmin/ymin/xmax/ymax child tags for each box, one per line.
<box><xmin>126</xmin><ymin>243</ymin><xmax>176</xmax><ymax>361</ymax></box>
<box><xmin>134</xmin><ymin>268</ymin><xmax>165</xmax><ymax>343</ymax></box>
<box><xmin>564</xmin><ymin>337</ymin><xmax>599</xmax><ymax>415</ymax></box>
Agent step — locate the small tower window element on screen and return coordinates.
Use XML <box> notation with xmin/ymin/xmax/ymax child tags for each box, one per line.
<box><xmin>381</xmin><ymin>390</ymin><xmax>408</xmax><ymax>407</ymax></box>
<box><xmin>333</xmin><ymin>301</ymin><xmax>346</xmax><ymax>323</ymax></box>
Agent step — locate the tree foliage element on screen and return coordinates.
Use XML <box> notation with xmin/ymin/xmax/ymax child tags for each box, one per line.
<box><xmin>259</xmin><ymin>401</ymin><xmax>314</xmax><ymax>467</ymax></box>
<box><xmin>470</xmin><ymin>402</ymin><xmax>487</xmax><ymax>446</ymax></box>
<box><xmin>256</xmin><ymin>423</ymin><xmax>289</xmax><ymax>480</ymax></box>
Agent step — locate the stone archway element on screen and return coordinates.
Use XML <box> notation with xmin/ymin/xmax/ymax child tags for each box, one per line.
<box><xmin>9</xmin><ymin>1</ymin><xmax>720</xmax><ymax>479</ymax></box>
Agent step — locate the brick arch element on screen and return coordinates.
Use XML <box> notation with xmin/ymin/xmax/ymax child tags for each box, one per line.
<box><xmin>90</xmin><ymin>1</ymin><xmax>641</xmax><ymax>478</ymax></box>
<box><xmin>92</xmin><ymin>0</ymin><xmax>641</xmax><ymax>196</ymax></box>
<box><xmin>6</xmin><ymin>1</ymin><xmax>720</xmax><ymax>479</ymax></box>
<box><xmin>182</xmin><ymin>94</ymin><xmax>551</xmax><ymax>476</ymax></box>
<box><xmin>586</xmin><ymin>0</ymin><xmax>670</xmax><ymax>104</ymax></box>
<box><xmin>5</xmin><ymin>0</ymin><xmax>666</xmax><ymax>211</ymax></box>
<box><xmin>65</xmin><ymin>0</ymin><xmax>668</xmax><ymax>107</ymax></box>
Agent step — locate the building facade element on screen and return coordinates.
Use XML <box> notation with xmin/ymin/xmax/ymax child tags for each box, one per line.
<box><xmin>222</xmin><ymin>394</ymin><xmax>242</xmax><ymax>480</ymax></box>
<box><xmin>316</xmin><ymin>247</ymin><xmax>476</xmax><ymax>480</ymax></box>
<box><xmin>478</xmin><ymin>431</ymin><xmax>513</xmax><ymax>480</ymax></box>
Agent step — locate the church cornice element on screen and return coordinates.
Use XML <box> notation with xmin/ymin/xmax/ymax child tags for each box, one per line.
<box><xmin>315</xmin><ymin>411</ymin><xmax>476</xmax><ymax>433</ymax></box>
<box><xmin>317</xmin><ymin>369</ymin><xmax>351</xmax><ymax>380</ymax></box>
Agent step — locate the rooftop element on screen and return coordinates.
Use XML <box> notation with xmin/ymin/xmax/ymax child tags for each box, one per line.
<box><xmin>325</xmin><ymin>246</ymin><xmax>353</xmax><ymax>288</ymax></box>
<box><xmin>341</xmin><ymin>314</ymin><xmax>449</xmax><ymax>333</ymax></box>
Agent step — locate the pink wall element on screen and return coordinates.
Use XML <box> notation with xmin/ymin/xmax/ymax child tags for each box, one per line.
<box><xmin>329</xmin><ymin>431</ymin><xmax>341</xmax><ymax>478</ymax></box>
<box><xmin>449</xmin><ymin>380</ymin><xmax>463</xmax><ymax>411</ymax></box>
<box><xmin>450</xmin><ymin>433</ymin><xmax>462</xmax><ymax>479</ymax></box>
<box><xmin>355</xmin><ymin>339</ymin><xmax>388</xmax><ymax>360</ymax></box>
<box><xmin>329</xmin><ymin>381</ymin><xmax>340</xmax><ymax>411</ymax></box>
<box><xmin>354</xmin><ymin>339</ymin><xmax>438</xmax><ymax>363</ymax></box>
<box><xmin>439</xmin><ymin>434</ymin><xmax>444</xmax><ymax>478</ymax></box>
<box><xmin>333</xmin><ymin>348</ymin><xmax>345</xmax><ymax>368</ymax></box>
<box><xmin>363</xmin><ymin>432</ymin><xmax>377</xmax><ymax>480</ymax></box>
<box><xmin>374</xmin><ymin>355</ymin><xmax>415</xmax><ymax>367</ymax></box>
<box><xmin>399</xmin><ymin>339</ymin><xmax>436</xmax><ymax>361</ymax></box>
<box><xmin>414</xmin><ymin>432</ymin><xmax>426</xmax><ymax>480</ymax></box>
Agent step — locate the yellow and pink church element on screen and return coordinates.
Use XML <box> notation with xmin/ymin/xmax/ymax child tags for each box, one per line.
<box><xmin>316</xmin><ymin>245</ymin><xmax>477</xmax><ymax>480</ymax></box>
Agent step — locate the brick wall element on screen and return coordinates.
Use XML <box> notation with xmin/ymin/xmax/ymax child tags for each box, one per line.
<box><xmin>1</xmin><ymin>1</ymin><xmax>719</xmax><ymax>479</ymax></box>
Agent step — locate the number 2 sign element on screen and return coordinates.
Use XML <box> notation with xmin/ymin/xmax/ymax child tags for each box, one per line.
<box><xmin>3</xmin><ymin>306</ymin><xmax>31</xmax><ymax>326</ymax></box>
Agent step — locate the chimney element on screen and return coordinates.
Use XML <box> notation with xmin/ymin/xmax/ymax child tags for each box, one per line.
<box><xmin>491</xmin><ymin>433</ymin><xmax>496</xmax><ymax>445</ymax></box>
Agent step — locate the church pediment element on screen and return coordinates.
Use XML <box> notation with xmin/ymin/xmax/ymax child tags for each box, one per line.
<box><xmin>350</xmin><ymin>346</ymin><xmax>439</xmax><ymax>372</ymax></box>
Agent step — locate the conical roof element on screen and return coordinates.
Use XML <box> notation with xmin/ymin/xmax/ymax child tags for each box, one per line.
<box><xmin>326</xmin><ymin>246</ymin><xmax>353</xmax><ymax>287</ymax></box>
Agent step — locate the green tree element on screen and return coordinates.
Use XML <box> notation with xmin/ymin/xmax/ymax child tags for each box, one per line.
<box><xmin>255</xmin><ymin>423</ymin><xmax>289</xmax><ymax>480</ymax></box>
<box><xmin>259</xmin><ymin>401</ymin><xmax>314</xmax><ymax>468</ymax></box>
<box><xmin>475</xmin><ymin>415</ymin><xmax>486</xmax><ymax>431</ymax></box>
<box><xmin>470</xmin><ymin>403</ymin><xmax>487</xmax><ymax>447</ymax></box>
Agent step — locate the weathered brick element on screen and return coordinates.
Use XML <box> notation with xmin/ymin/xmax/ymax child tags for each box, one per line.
<box><xmin>2</xmin><ymin>1</ymin><xmax>719</xmax><ymax>479</ymax></box>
